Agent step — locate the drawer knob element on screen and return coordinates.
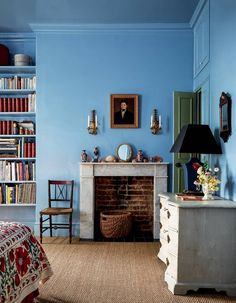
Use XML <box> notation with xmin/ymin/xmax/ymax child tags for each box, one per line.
<box><xmin>167</xmin><ymin>210</ymin><xmax>171</xmax><ymax>219</ymax></box>
<box><xmin>167</xmin><ymin>235</ymin><xmax>170</xmax><ymax>243</ymax></box>
<box><xmin>166</xmin><ymin>257</ymin><xmax>170</xmax><ymax>266</ymax></box>
<box><xmin>163</xmin><ymin>229</ymin><xmax>168</xmax><ymax>233</ymax></box>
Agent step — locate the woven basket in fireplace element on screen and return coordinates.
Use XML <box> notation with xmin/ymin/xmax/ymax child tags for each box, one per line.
<box><xmin>100</xmin><ymin>211</ymin><xmax>132</xmax><ymax>238</ymax></box>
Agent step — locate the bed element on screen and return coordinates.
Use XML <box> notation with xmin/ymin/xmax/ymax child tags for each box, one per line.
<box><xmin>0</xmin><ymin>221</ymin><xmax>53</xmax><ymax>303</ymax></box>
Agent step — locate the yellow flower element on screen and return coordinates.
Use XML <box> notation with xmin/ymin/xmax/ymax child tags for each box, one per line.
<box><xmin>193</xmin><ymin>161</ymin><xmax>220</xmax><ymax>192</ymax></box>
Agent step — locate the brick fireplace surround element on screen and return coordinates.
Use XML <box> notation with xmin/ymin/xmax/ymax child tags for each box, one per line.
<box><xmin>80</xmin><ymin>163</ymin><xmax>168</xmax><ymax>240</ymax></box>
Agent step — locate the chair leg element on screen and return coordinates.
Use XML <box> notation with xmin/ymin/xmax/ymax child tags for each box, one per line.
<box><xmin>40</xmin><ymin>214</ymin><xmax>43</xmax><ymax>244</ymax></box>
<box><xmin>69</xmin><ymin>214</ymin><xmax>72</xmax><ymax>244</ymax></box>
<box><xmin>49</xmin><ymin>215</ymin><xmax>52</xmax><ymax>237</ymax></box>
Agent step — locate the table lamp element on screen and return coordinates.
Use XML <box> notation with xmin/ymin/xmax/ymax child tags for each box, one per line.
<box><xmin>170</xmin><ymin>124</ymin><xmax>222</xmax><ymax>191</ymax></box>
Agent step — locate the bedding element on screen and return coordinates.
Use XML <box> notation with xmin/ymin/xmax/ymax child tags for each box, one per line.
<box><xmin>0</xmin><ymin>221</ymin><xmax>53</xmax><ymax>303</ymax></box>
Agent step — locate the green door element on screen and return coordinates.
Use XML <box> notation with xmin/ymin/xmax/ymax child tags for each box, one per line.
<box><xmin>173</xmin><ymin>92</ymin><xmax>199</xmax><ymax>193</ymax></box>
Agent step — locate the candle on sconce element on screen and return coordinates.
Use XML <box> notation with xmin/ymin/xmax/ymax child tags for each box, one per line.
<box><xmin>159</xmin><ymin>115</ymin><xmax>162</xmax><ymax>128</ymax></box>
<box><xmin>95</xmin><ymin>114</ymin><xmax>97</xmax><ymax>127</ymax></box>
<box><xmin>87</xmin><ymin>109</ymin><xmax>98</xmax><ymax>135</ymax></box>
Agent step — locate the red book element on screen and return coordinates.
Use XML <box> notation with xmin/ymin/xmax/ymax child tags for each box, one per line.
<box><xmin>3</xmin><ymin>98</ymin><xmax>7</xmax><ymax>112</ymax></box>
<box><xmin>2</xmin><ymin>121</ymin><xmax>6</xmax><ymax>134</ymax></box>
<box><xmin>17</xmin><ymin>77</ymin><xmax>21</xmax><ymax>89</ymax></box>
<box><xmin>32</xmin><ymin>142</ymin><xmax>36</xmax><ymax>157</ymax></box>
<box><xmin>0</xmin><ymin>98</ymin><xmax>3</xmax><ymax>112</ymax></box>
<box><xmin>7</xmin><ymin>98</ymin><xmax>11</xmax><ymax>112</ymax></box>
<box><xmin>12</xmin><ymin>98</ymin><xmax>15</xmax><ymax>112</ymax></box>
<box><xmin>24</xmin><ymin>143</ymin><xmax>28</xmax><ymax>158</ymax></box>
<box><xmin>24</xmin><ymin>98</ymin><xmax>28</xmax><ymax>112</ymax></box>
<box><xmin>27</xmin><ymin>142</ymin><xmax>31</xmax><ymax>158</ymax></box>
<box><xmin>19</xmin><ymin>98</ymin><xmax>23</xmax><ymax>112</ymax></box>
<box><xmin>15</xmin><ymin>98</ymin><xmax>19</xmax><ymax>112</ymax></box>
<box><xmin>22</xmin><ymin>98</ymin><xmax>25</xmax><ymax>112</ymax></box>
<box><xmin>6</xmin><ymin>120</ymin><xmax>11</xmax><ymax>134</ymax></box>
<box><xmin>0</xmin><ymin>121</ymin><xmax>2</xmax><ymax>134</ymax></box>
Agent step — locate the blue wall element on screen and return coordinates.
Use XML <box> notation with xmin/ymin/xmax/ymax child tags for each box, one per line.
<box><xmin>209</xmin><ymin>0</ymin><xmax>236</xmax><ymax>200</ymax></box>
<box><xmin>34</xmin><ymin>28</ymin><xmax>193</xmax><ymax>234</ymax></box>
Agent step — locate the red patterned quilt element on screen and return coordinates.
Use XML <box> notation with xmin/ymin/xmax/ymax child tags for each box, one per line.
<box><xmin>0</xmin><ymin>221</ymin><xmax>53</xmax><ymax>303</ymax></box>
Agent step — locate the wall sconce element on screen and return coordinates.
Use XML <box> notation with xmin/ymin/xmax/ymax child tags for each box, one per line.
<box><xmin>150</xmin><ymin>109</ymin><xmax>161</xmax><ymax>134</ymax></box>
<box><xmin>87</xmin><ymin>110</ymin><xmax>98</xmax><ymax>135</ymax></box>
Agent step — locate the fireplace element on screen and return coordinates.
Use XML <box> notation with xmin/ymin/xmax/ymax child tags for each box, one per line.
<box><xmin>94</xmin><ymin>176</ymin><xmax>154</xmax><ymax>240</ymax></box>
<box><xmin>80</xmin><ymin>163</ymin><xmax>168</xmax><ymax>240</ymax></box>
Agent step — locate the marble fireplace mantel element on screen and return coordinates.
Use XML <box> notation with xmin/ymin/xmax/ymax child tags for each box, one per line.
<box><xmin>79</xmin><ymin>162</ymin><xmax>168</xmax><ymax>239</ymax></box>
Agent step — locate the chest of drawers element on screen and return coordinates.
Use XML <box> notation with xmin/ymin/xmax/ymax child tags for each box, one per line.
<box><xmin>158</xmin><ymin>193</ymin><xmax>236</xmax><ymax>296</ymax></box>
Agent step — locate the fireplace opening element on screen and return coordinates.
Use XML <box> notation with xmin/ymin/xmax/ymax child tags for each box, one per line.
<box><xmin>94</xmin><ymin>176</ymin><xmax>154</xmax><ymax>241</ymax></box>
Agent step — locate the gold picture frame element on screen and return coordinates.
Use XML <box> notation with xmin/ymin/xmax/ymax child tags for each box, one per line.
<box><xmin>110</xmin><ymin>94</ymin><xmax>139</xmax><ymax>128</ymax></box>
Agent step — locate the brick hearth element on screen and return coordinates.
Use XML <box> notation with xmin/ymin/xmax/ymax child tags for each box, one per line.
<box><xmin>95</xmin><ymin>176</ymin><xmax>154</xmax><ymax>240</ymax></box>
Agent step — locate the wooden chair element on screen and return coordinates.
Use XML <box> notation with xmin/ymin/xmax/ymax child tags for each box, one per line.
<box><xmin>40</xmin><ymin>180</ymin><xmax>74</xmax><ymax>244</ymax></box>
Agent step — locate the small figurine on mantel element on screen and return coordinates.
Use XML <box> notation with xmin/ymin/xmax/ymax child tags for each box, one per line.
<box><xmin>136</xmin><ymin>149</ymin><xmax>144</xmax><ymax>162</ymax></box>
<box><xmin>92</xmin><ymin>146</ymin><xmax>99</xmax><ymax>162</ymax></box>
<box><xmin>81</xmin><ymin>150</ymin><xmax>88</xmax><ymax>162</ymax></box>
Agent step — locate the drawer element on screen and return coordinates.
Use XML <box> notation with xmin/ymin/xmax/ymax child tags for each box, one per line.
<box><xmin>167</xmin><ymin>203</ymin><xmax>179</xmax><ymax>230</ymax></box>
<box><xmin>167</xmin><ymin>230</ymin><xmax>178</xmax><ymax>256</ymax></box>
<box><xmin>166</xmin><ymin>252</ymin><xmax>177</xmax><ymax>279</ymax></box>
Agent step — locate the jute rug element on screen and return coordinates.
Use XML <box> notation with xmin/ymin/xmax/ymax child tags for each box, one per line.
<box><xmin>36</xmin><ymin>238</ymin><xmax>236</xmax><ymax>303</ymax></box>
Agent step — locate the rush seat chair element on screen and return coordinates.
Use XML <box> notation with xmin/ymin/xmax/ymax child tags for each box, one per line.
<box><xmin>40</xmin><ymin>180</ymin><xmax>74</xmax><ymax>244</ymax></box>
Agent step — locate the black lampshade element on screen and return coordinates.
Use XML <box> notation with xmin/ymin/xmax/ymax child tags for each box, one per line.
<box><xmin>170</xmin><ymin>124</ymin><xmax>222</xmax><ymax>154</ymax></box>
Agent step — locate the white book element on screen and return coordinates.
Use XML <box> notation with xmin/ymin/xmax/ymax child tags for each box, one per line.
<box><xmin>11</xmin><ymin>162</ymin><xmax>16</xmax><ymax>181</ymax></box>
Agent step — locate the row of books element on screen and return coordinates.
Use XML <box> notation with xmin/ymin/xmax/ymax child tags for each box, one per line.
<box><xmin>23</xmin><ymin>142</ymin><xmax>36</xmax><ymax>158</ymax></box>
<box><xmin>0</xmin><ymin>160</ymin><xmax>36</xmax><ymax>181</ymax></box>
<box><xmin>0</xmin><ymin>95</ymin><xmax>36</xmax><ymax>112</ymax></box>
<box><xmin>0</xmin><ymin>120</ymin><xmax>35</xmax><ymax>135</ymax></box>
<box><xmin>0</xmin><ymin>76</ymin><xmax>36</xmax><ymax>90</ymax></box>
<box><xmin>0</xmin><ymin>183</ymin><xmax>36</xmax><ymax>204</ymax></box>
<box><xmin>0</xmin><ymin>138</ymin><xmax>36</xmax><ymax>158</ymax></box>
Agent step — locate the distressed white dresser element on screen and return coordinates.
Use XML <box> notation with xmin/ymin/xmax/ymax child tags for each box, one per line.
<box><xmin>158</xmin><ymin>193</ymin><xmax>236</xmax><ymax>296</ymax></box>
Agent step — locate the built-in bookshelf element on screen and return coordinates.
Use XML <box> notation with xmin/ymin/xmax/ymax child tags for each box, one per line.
<box><xmin>0</xmin><ymin>65</ymin><xmax>36</xmax><ymax>206</ymax></box>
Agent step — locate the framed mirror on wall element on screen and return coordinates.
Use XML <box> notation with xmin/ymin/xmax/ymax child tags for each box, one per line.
<box><xmin>219</xmin><ymin>92</ymin><xmax>232</xmax><ymax>142</ymax></box>
<box><xmin>116</xmin><ymin>143</ymin><xmax>133</xmax><ymax>162</ymax></box>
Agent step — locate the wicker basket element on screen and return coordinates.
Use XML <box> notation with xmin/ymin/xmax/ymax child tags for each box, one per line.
<box><xmin>100</xmin><ymin>211</ymin><xmax>132</xmax><ymax>238</ymax></box>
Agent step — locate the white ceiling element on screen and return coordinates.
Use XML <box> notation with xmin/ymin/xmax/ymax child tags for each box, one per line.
<box><xmin>0</xmin><ymin>0</ymin><xmax>200</xmax><ymax>32</ymax></box>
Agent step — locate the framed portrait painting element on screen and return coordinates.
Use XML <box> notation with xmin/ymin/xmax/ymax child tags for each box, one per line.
<box><xmin>110</xmin><ymin>94</ymin><xmax>139</xmax><ymax>128</ymax></box>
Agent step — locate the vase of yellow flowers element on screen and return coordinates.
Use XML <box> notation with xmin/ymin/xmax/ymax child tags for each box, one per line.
<box><xmin>193</xmin><ymin>161</ymin><xmax>220</xmax><ymax>200</ymax></box>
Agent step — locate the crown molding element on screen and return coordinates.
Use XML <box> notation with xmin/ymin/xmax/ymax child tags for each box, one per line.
<box><xmin>190</xmin><ymin>0</ymin><xmax>208</xmax><ymax>28</ymax></box>
<box><xmin>30</xmin><ymin>23</ymin><xmax>191</xmax><ymax>33</ymax></box>
<box><xmin>0</xmin><ymin>32</ymin><xmax>35</xmax><ymax>40</ymax></box>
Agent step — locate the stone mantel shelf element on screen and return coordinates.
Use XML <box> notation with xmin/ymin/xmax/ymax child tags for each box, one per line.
<box><xmin>80</xmin><ymin>162</ymin><xmax>169</xmax><ymax>178</ymax></box>
<box><xmin>80</xmin><ymin>162</ymin><xmax>169</xmax><ymax>164</ymax></box>
<box><xmin>79</xmin><ymin>162</ymin><xmax>169</xmax><ymax>239</ymax></box>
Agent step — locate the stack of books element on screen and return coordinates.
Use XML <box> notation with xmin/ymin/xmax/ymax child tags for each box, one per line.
<box><xmin>175</xmin><ymin>191</ymin><xmax>204</xmax><ymax>201</ymax></box>
<box><xmin>0</xmin><ymin>138</ymin><xmax>19</xmax><ymax>158</ymax></box>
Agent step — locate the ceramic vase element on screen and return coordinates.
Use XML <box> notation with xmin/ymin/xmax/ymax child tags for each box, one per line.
<box><xmin>202</xmin><ymin>184</ymin><xmax>214</xmax><ymax>200</ymax></box>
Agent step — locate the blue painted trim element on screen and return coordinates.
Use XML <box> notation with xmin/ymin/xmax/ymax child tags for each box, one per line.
<box><xmin>190</xmin><ymin>0</ymin><xmax>208</xmax><ymax>28</ymax></box>
<box><xmin>30</xmin><ymin>23</ymin><xmax>191</xmax><ymax>33</ymax></box>
<box><xmin>0</xmin><ymin>32</ymin><xmax>35</xmax><ymax>40</ymax></box>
